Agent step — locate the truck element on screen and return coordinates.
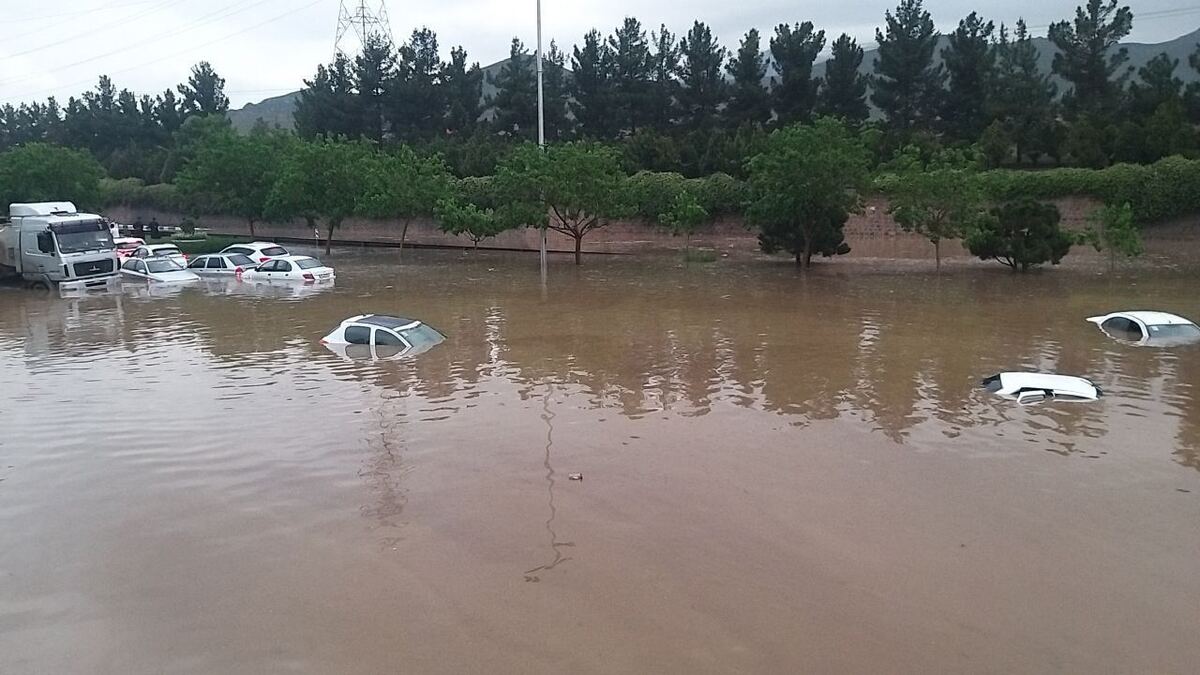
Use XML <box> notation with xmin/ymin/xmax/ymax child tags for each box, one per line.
<box><xmin>0</xmin><ymin>202</ymin><xmax>120</xmax><ymax>291</ymax></box>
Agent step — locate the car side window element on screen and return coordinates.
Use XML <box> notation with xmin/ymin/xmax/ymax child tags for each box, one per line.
<box><xmin>256</xmin><ymin>261</ymin><xmax>276</xmax><ymax>272</ymax></box>
<box><xmin>374</xmin><ymin>329</ymin><xmax>405</xmax><ymax>346</ymax></box>
<box><xmin>207</xmin><ymin>257</ymin><xmax>226</xmax><ymax>269</ymax></box>
<box><xmin>134</xmin><ymin>249</ymin><xmax>146</xmax><ymax>258</ymax></box>
<box><xmin>1102</xmin><ymin>317</ymin><xmax>1143</xmax><ymax>340</ymax></box>
<box><xmin>122</xmin><ymin>258</ymin><xmax>139</xmax><ymax>271</ymax></box>
<box><xmin>345</xmin><ymin>325</ymin><xmax>371</xmax><ymax>345</ymax></box>
<box><xmin>227</xmin><ymin>247</ymin><xmax>250</xmax><ymax>255</ymax></box>
<box><xmin>276</xmin><ymin>261</ymin><xmax>293</xmax><ymax>272</ymax></box>
<box><xmin>188</xmin><ymin>257</ymin><xmax>206</xmax><ymax>269</ymax></box>
<box><xmin>135</xmin><ymin>260</ymin><xmax>147</xmax><ymax>273</ymax></box>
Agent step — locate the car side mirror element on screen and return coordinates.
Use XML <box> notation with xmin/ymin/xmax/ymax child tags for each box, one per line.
<box><xmin>36</xmin><ymin>231</ymin><xmax>54</xmax><ymax>254</ymax></box>
<box><xmin>1016</xmin><ymin>390</ymin><xmax>1050</xmax><ymax>406</ymax></box>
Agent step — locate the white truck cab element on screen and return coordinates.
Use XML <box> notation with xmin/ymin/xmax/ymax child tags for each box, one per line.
<box><xmin>0</xmin><ymin>202</ymin><xmax>120</xmax><ymax>291</ymax></box>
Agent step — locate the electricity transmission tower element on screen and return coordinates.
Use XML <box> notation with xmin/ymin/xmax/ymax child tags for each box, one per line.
<box><xmin>335</xmin><ymin>1</ymin><xmax>394</xmax><ymax>55</ymax></box>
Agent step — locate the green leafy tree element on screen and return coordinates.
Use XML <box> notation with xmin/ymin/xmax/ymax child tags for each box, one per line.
<box><xmin>493</xmin><ymin>142</ymin><xmax>631</xmax><ymax>265</ymax></box>
<box><xmin>817</xmin><ymin>34</ymin><xmax>870</xmax><ymax>124</ymax></box>
<box><xmin>267</xmin><ymin>139</ymin><xmax>371</xmax><ymax>255</ymax></box>
<box><xmin>769</xmin><ymin>22</ymin><xmax>825</xmax><ymax>125</ymax></box>
<box><xmin>647</xmin><ymin>25</ymin><xmax>681</xmax><ymax>129</ymax></box>
<box><xmin>1084</xmin><ymin>201</ymin><xmax>1142</xmax><ymax>270</ymax></box>
<box><xmin>966</xmin><ymin>198</ymin><xmax>1073</xmax><ymax>271</ymax></box>
<box><xmin>886</xmin><ymin>148</ymin><xmax>989</xmax><ymax>270</ymax></box>
<box><xmin>357</xmin><ymin>146</ymin><xmax>453</xmax><ymax>256</ymax></box>
<box><xmin>177</xmin><ymin>62</ymin><xmax>229</xmax><ymax>117</ymax></box>
<box><xmin>656</xmin><ymin>189</ymin><xmax>709</xmax><ymax>256</ymax></box>
<box><xmin>725</xmin><ymin>29</ymin><xmax>771</xmax><ymax>127</ymax></box>
<box><xmin>442</xmin><ymin>46</ymin><xmax>484</xmax><ymax>135</ymax></box>
<box><xmin>608</xmin><ymin>18</ymin><xmax>652</xmax><ymax>133</ymax></box>
<box><xmin>570</xmin><ymin>30</ymin><xmax>618</xmax><ymax>138</ymax></box>
<box><xmin>677</xmin><ymin>22</ymin><xmax>727</xmax><ymax>129</ymax></box>
<box><xmin>488</xmin><ymin>38</ymin><xmax>538</xmax><ymax>139</ymax></box>
<box><xmin>746</xmin><ymin>118</ymin><xmax>870</xmax><ymax>268</ymax></box>
<box><xmin>989</xmin><ymin>21</ymin><xmax>1058</xmax><ymax>164</ymax></box>
<box><xmin>872</xmin><ymin>0</ymin><xmax>945</xmax><ymax>131</ymax></box>
<box><xmin>1048</xmin><ymin>0</ymin><xmax>1134</xmax><ymax>116</ymax></box>
<box><xmin>0</xmin><ymin>143</ymin><xmax>105</xmax><ymax>209</ymax></box>
<box><xmin>941</xmin><ymin>12</ymin><xmax>995</xmax><ymax>140</ymax></box>
<box><xmin>175</xmin><ymin>130</ymin><xmax>292</xmax><ymax>239</ymax></box>
<box><xmin>435</xmin><ymin>198</ymin><xmax>507</xmax><ymax>248</ymax></box>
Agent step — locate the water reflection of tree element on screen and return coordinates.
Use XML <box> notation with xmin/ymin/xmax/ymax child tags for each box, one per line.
<box><xmin>359</xmin><ymin>389</ymin><xmax>410</xmax><ymax>546</ymax></box>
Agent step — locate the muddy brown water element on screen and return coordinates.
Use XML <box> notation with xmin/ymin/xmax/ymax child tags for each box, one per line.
<box><xmin>1</xmin><ymin>249</ymin><xmax>1199</xmax><ymax>674</ymax></box>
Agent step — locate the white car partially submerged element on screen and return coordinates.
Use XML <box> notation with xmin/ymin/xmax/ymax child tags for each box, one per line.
<box><xmin>131</xmin><ymin>243</ymin><xmax>188</xmax><ymax>268</ymax></box>
<box><xmin>321</xmin><ymin>314</ymin><xmax>445</xmax><ymax>359</ymax></box>
<box><xmin>186</xmin><ymin>252</ymin><xmax>258</xmax><ymax>276</ymax></box>
<box><xmin>120</xmin><ymin>257</ymin><xmax>200</xmax><ymax>283</ymax></box>
<box><xmin>240</xmin><ymin>255</ymin><xmax>334</xmax><ymax>283</ymax></box>
<box><xmin>1086</xmin><ymin>311</ymin><xmax>1200</xmax><ymax>346</ymax></box>
<box><xmin>219</xmin><ymin>241</ymin><xmax>290</xmax><ymax>264</ymax></box>
<box><xmin>982</xmin><ymin>372</ymin><xmax>1102</xmax><ymax>406</ymax></box>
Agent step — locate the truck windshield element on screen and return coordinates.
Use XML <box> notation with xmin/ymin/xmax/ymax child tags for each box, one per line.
<box><xmin>52</xmin><ymin>221</ymin><xmax>114</xmax><ymax>253</ymax></box>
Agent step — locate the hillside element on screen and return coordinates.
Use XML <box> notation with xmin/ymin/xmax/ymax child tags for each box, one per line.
<box><xmin>229</xmin><ymin>28</ymin><xmax>1200</xmax><ymax>132</ymax></box>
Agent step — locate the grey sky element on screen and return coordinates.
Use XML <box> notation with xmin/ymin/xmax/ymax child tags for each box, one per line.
<box><xmin>0</xmin><ymin>0</ymin><xmax>1193</xmax><ymax>108</ymax></box>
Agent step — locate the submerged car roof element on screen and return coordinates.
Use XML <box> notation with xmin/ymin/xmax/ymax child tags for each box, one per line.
<box><xmin>346</xmin><ymin>314</ymin><xmax>422</xmax><ymax>330</ymax></box>
<box><xmin>1092</xmin><ymin>311</ymin><xmax>1196</xmax><ymax>325</ymax></box>
<box><xmin>984</xmin><ymin>372</ymin><xmax>1102</xmax><ymax>398</ymax></box>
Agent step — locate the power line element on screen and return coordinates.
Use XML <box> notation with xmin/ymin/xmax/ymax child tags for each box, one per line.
<box><xmin>2</xmin><ymin>0</ymin><xmax>191</xmax><ymax>61</ymax></box>
<box><xmin>5</xmin><ymin>0</ymin><xmax>161</xmax><ymax>24</ymax></box>
<box><xmin>0</xmin><ymin>0</ymin><xmax>286</xmax><ymax>87</ymax></box>
<box><xmin>3</xmin><ymin>0</ymin><xmax>325</xmax><ymax>103</ymax></box>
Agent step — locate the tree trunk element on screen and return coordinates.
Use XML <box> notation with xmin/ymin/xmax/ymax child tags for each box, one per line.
<box><xmin>325</xmin><ymin>222</ymin><xmax>334</xmax><ymax>256</ymax></box>
<box><xmin>934</xmin><ymin>239</ymin><xmax>941</xmax><ymax>272</ymax></box>
<box><xmin>573</xmin><ymin>235</ymin><xmax>582</xmax><ymax>266</ymax></box>
<box><xmin>248</xmin><ymin>218</ymin><xmax>256</xmax><ymax>239</ymax></box>
<box><xmin>797</xmin><ymin>233</ymin><xmax>813</xmax><ymax>269</ymax></box>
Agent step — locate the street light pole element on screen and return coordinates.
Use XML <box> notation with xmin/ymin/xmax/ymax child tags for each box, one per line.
<box><xmin>536</xmin><ymin>0</ymin><xmax>547</xmax><ymax>284</ymax></box>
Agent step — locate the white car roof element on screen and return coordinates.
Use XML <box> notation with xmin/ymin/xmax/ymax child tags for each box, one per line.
<box><xmin>1088</xmin><ymin>311</ymin><xmax>1196</xmax><ymax>326</ymax></box>
<box><xmin>277</xmin><ymin>255</ymin><xmax>318</xmax><ymax>262</ymax></box>
<box><xmin>994</xmin><ymin>372</ymin><xmax>1100</xmax><ymax>398</ymax></box>
<box><xmin>145</xmin><ymin>243</ymin><xmax>181</xmax><ymax>250</ymax></box>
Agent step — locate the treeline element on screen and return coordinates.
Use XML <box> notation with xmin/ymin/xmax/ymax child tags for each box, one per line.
<box><xmin>1</xmin><ymin>1</ymin><xmax>1198</xmax><ymax>181</ymax></box>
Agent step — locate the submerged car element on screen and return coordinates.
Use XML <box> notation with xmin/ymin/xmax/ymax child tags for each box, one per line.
<box><xmin>114</xmin><ymin>237</ymin><xmax>145</xmax><ymax>260</ymax></box>
<box><xmin>981</xmin><ymin>372</ymin><xmax>1102</xmax><ymax>406</ymax></box>
<box><xmin>1086</xmin><ymin>311</ymin><xmax>1200</xmax><ymax>346</ymax></box>
<box><xmin>131</xmin><ymin>243</ymin><xmax>188</xmax><ymax>267</ymax></box>
<box><xmin>240</xmin><ymin>255</ymin><xmax>334</xmax><ymax>282</ymax></box>
<box><xmin>120</xmin><ymin>257</ymin><xmax>200</xmax><ymax>283</ymax></box>
<box><xmin>321</xmin><ymin>314</ymin><xmax>445</xmax><ymax>359</ymax></box>
<box><xmin>186</xmin><ymin>252</ymin><xmax>258</xmax><ymax>276</ymax></box>
<box><xmin>219</xmin><ymin>241</ymin><xmax>290</xmax><ymax>263</ymax></box>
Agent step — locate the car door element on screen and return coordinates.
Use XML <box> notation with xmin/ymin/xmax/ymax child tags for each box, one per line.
<box><xmin>273</xmin><ymin>260</ymin><xmax>294</xmax><ymax>280</ymax></box>
<box><xmin>207</xmin><ymin>256</ymin><xmax>228</xmax><ymax>275</ymax></box>
<box><xmin>133</xmin><ymin>259</ymin><xmax>149</xmax><ymax>279</ymax></box>
<box><xmin>187</xmin><ymin>256</ymin><xmax>208</xmax><ymax>272</ymax></box>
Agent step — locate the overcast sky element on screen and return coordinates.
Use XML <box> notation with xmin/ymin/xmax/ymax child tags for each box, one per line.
<box><xmin>0</xmin><ymin>0</ymin><xmax>1194</xmax><ymax>109</ymax></box>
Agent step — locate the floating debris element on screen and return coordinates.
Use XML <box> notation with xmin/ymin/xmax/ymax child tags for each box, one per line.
<box><xmin>567</xmin><ymin>473</ymin><xmax>583</xmax><ymax>481</ymax></box>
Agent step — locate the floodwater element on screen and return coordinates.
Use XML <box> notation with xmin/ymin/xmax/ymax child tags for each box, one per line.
<box><xmin>1</xmin><ymin>249</ymin><xmax>1199</xmax><ymax>674</ymax></box>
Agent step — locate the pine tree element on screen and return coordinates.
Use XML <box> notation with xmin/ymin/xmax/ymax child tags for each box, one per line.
<box><xmin>571</xmin><ymin>30</ymin><xmax>617</xmax><ymax>138</ymax></box>
<box><xmin>941</xmin><ymin>12</ymin><xmax>995</xmax><ymax>140</ymax></box>
<box><xmin>646</xmin><ymin>25</ymin><xmax>681</xmax><ymax>130</ymax></box>
<box><xmin>989</xmin><ymin>21</ymin><xmax>1058</xmax><ymax>164</ymax></box>
<box><xmin>1129</xmin><ymin>52</ymin><xmax>1182</xmax><ymax>117</ymax></box>
<box><xmin>355</xmin><ymin>33</ymin><xmax>395</xmax><ymax>142</ymax></box>
<box><xmin>177</xmin><ymin>62</ymin><xmax>229</xmax><ymax>116</ymax></box>
<box><xmin>1048</xmin><ymin>0</ymin><xmax>1134</xmax><ymax>116</ymax></box>
<box><xmin>872</xmin><ymin>0</ymin><xmax>945</xmax><ymax>131</ymax></box>
<box><xmin>392</xmin><ymin>28</ymin><xmax>445</xmax><ymax>141</ymax></box>
<box><xmin>442</xmin><ymin>46</ymin><xmax>483</xmax><ymax>135</ymax></box>
<box><xmin>725</xmin><ymin>29</ymin><xmax>770</xmax><ymax>127</ymax></box>
<box><xmin>542</xmin><ymin>41</ymin><xmax>572</xmax><ymax>140</ymax></box>
<box><xmin>488</xmin><ymin>38</ymin><xmax>538</xmax><ymax>139</ymax></box>
<box><xmin>677</xmin><ymin>21</ymin><xmax>727</xmax><ymax>129</ymax></box>
<box><xmin>817</xmin><ymin>34</ymin><xmax>869</xmax><ymax>124</ymax></box>
<box><xmin>769</xmin><ymin>22</ymin><xmax>825</xmax><ymax>125</ymax></box>
<box><xmin>608</xmin><ymin>18</ymin><xmax>652</xmax><ymax>133</ymax></box>
<box><xmin>295</xmin><ymin>54</ymin><xmax>360</xmax><ymax>140</ymax></box>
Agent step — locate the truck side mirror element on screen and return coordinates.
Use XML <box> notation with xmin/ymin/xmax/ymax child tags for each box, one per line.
<box><xmin>36</xmin><ymin>231</ymin><xmax>54</xmax><ymax>254</ymax></box>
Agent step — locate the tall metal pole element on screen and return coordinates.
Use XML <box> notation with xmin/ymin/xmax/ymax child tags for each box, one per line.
<box><xmin>536</xmin><ymin>0</ymin><xmax>547</xmax><ymax>284</ymax></box>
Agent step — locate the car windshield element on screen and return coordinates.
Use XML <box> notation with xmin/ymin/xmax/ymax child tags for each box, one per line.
<box><xmin>52</xmin><ymin>222</ymin><xmax>114</xmax><ymax>253</ymax></box>
<box><xmin>296</xmin><ymin>258</ymin><xmax>323</xmax><ymax>270</ymax></box>
<box><xmin>1147</xmin><ymin>324</ymin><xmax>1200</xmax><ymax>337</ymax></box>
<box><xmin>228</xmin><ymin>254</ymin><xmax>255</xmax><ymax>266</ymax></box>
<box><xmin>261</xmin><ymin>246</ymin><xmax>288</xmax><ymax>256</ymax></box>
<box><xmin>401</xmin><ymin>323</ymin><xmax>446</xmax><ymax>348</ymax></box>
<box><xmin>146</xmin><ymin>259</ymin><xmax>183</xmax><ymax>273</ymax></box>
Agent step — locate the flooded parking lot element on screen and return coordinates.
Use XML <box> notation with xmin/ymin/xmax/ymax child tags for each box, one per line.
<box><xmin>1</xmin><ymin>248</ymin><xmax>1199</xmax><ymax>674</ymax></box>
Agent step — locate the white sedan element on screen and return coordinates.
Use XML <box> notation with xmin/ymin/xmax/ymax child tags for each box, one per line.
<box><xmin>321</xmin><ymin>314</ymin><xmax>445</xmax><ymax>359</ymax></box>
<box><xmin>131</xmin><ymin>243</ymin><xmax>188</xmax><ymax>268</ymax></box>
<box><xmin>219</xmin><ymin>241</ymin><xmax>290</xmax><ymax>264</ymax></box>
<box><xmin>240</xmin><ymin>255</ymin><xmax>334</xmax><ymax>282</ymax></box>
<box><xmin>981</xmin><ymin>372</ymin><xmax>1102</xmax><ymax>406</ymax></box>
<box><xmin>1086</xmin><ymin>311</ymin><xmax>1200</xmax><ymax>346</ymax></box>
<box><xmin>186</xmin><ymin>252</ymin><xmax>258</xmax><ymax>276</ymax></box>
<box><xmin>120</xmin><ymin>257</ymin><xmax>200</xmax><ymax>283</ymax></box>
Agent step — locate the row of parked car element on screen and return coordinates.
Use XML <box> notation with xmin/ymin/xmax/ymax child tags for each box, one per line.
<box><xmin>114</xmin><ymin>238</ymin><xmax>335</xmax><ymax>284</ymax></box>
